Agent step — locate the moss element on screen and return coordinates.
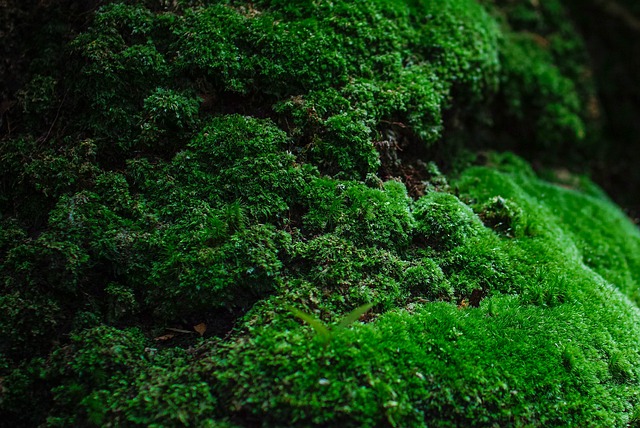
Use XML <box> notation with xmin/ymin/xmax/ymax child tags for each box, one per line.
<box><xmin>498</xmin><ymin>33</ymin><xmax>586</xmax><ymax>151</ymax></box>
<box><xmin>50</xmin><ymin>153</ymin><xmax>639</xmax><ymax>427</ymax></box>
<box><xmin>45</xmin><ymin>326</ymin><xmax>150</xmax><ymax>426</ymax></box>
<box><xmin>303</xmin><ymin>178</ymin><xmax>413</xmax><ymax>250</ymax></box>
<box><xmin>288</xmin><ymin>234</ymin><xmax>408</xmax><ymax>316</ymax></box>
<box><xmin>147</xmin><ymin>223</ymin><xmax>292</xmax><ymax>319</ymax></box>
<box><xmin>475</xmin><ymin>0</ymin><xmax>600</xmax><ymax>164</ymax></box>
<box><xmin>212</xmin><ymin>293</ymin><xmax>639</xmax><ymax>426</ymax></box>
<box><xmin>1</xmin><ymin>0</ymin><xmax>640</xmax><ymax>426</ymax></box>
<box><xmin>413</xmin><ymin>192</ymin><xmax>487</xmax><ymax>250</ymax></box>
<box><xmin>457</xmin><ymin>157</ymin><xmax>640</xmax><ymax>305</ymax></box>
<box><xmin>0</xmin><ymin>356</ymin><xmax>51</xmax><ymax>426</ymax></box>
<box><xmin>89</xmin><ymin>153</ymin><xmax>640</xmax><ymax>427</ymax></box>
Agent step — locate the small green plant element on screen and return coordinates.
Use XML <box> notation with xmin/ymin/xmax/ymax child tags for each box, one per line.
<box><xmin>287</xmin><ymin>303</ymin><xmax>374</xmax><ymax>345</ymax></box>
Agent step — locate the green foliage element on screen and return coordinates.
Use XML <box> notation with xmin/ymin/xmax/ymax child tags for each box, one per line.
<box><xmin>457</xmin><ymin>156</ymin><xmax>640</xmax><ymax>305</ymax></box>
<box><xmin>402</xmin><ymin>257</ymin><xmax>452</xmax><ymax>300</ymax></box>
<box><xmin>138</xmin><ymin>87</ymin><xmax>201</xmax><ymax>147</ymax></box>
<box><xmin>287</xmin><ymin>305</ymin><xmax>332</xmax><ymax>345</ymax></box>
<box><xmin>198</xmin><ymin>296</ymin><xmax>638</xmax><ymax>426</ymax></box>
<box><xmin>477</xmin><ymin>195</ymin><xmax>524</xmax><ymax>237</ymax></box>
<box><xmin>0</xmin><ymin>291</ymin><xmax>62</xmax><ymax>358</ymax></box>
<box><xmin>17</xmin><ymin>74</ymin><xmax>57</xmax><ymax>117</ymax></box>
<box><xmin>96</xmin><ymin>362</ymin><xmax>222</xmax><ymax>427</ymax></box>
<box><xmin>104</xmin><ymin>282</ymin><xmax>139</xmax><ymax>323</ymax></box>
<box><xmin>24</xmin><ymin>139</ymin><xmax>100</xmax><ymax>198</ymax></box>
<box><xmin>0</xmin><ymin>218</ymin><xmax>27</xmax><ymax>255</ymax></box>
<box><xmin>288</xmin><ymin>303</ymin><xmax>374</xmax><ymax>345</ymax></box>
<box><xmin>311</xmin><ymin>112</ymin><xmax>380</xmax><ymax>179</ymax></box>
<box><xmin>48</xmin><ymin>326</ymin><xmax>147</xmax><ymax>389</ymax></box>
<box><xmin>336</xmin><ymin>302</ymin><xmax>375</xmax><ymax>329</ymax></box>
<box><xmin>185</xmin><ymin>114</ymin><xmax>313</xmax><ymax>221</ymax></box>
<box><xmin>289</xmin><ymin>233</ymin><xmax>407</xmax><ymax>312</ymax></box>
<box><xmin>0</xmin><ymin>356</ymin><xmax>50</xmax><ymax>426</ymax></box>
<box><xmin>44</xmin><ymin>326</ymin><xmax>161</xmax><ymax>427</ymax></box>
<box><xmin>70</xmin><ymin>3</ymin><xmax>173</xmax><ymax>151</ymax></box>
<box><xmin>479</xmin><ymin>0</ymin><xmax>599</xmax><ymax>158</ymax></box>
<box><xmin>521</xmin><ymin>268</ymin><xmax>567</xmax><ymax>308</ymax></box>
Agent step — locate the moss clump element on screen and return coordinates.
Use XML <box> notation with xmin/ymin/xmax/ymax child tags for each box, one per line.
<box><xmin>1</xmin><ymin>0</ymin><xmax>640</xmax><ymax>426</ymax></box>
<box><xmin>413</xmin><ymin>192</ymin><xmax>487</xmax><ymax>250</ymax></box>
<box><xmin>73</xmin><ymin>156</ymin><xmax>640</xmax><ymax>427</ymax></box>
<box><xmin>303</xmin><ymin>178</ymin><xmax>414</xmax><ymax>250</ymax></box>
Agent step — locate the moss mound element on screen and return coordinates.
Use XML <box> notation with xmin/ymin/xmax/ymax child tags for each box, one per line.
<box><xmin>1</xmin><ymin>0</ymin><xmax>640</xmax><ymax>426</ymax></box>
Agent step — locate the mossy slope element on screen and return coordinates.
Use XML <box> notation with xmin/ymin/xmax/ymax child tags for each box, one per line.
<box><xmin>1</xmin><ymin>0</ymin><xmax>639</xmax><ymax>426</ymax></box>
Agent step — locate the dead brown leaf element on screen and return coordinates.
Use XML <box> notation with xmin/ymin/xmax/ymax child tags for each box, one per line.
<box><xmin>154</xmin><ymin>333</ymin><xmax>176</xmax><ymax>341</ymax></box>
<box><xmin>194</xmin><ymin>323</ymin><xmax>207</xmax><ymax>337</ymax></box>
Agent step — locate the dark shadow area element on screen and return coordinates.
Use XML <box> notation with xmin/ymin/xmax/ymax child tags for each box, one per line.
<box><xmin>564</xmin><ymin>0</ymin><xmax>640</xmax><ymax>219</ymax></box>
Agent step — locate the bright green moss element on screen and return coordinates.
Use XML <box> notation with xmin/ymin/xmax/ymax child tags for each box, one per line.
<box><xmin>1</xmin><ymin>0</ymin><xmax>639</xmax><ymax>426</ymax></box>
<box><xmin>457</xmin><ymin>158</ymin><xmax>640</xmax><ymax>305</ymax></box>
<box><xmin>413</xmin><ymin>192</ymin><xmax>487</xmax><ymax>250</ymax></box>
<box><xmin>204</xmin><ymin>292</ymin><xmax>639</xmax><ymax>426</ymax></box>
<box><xmin>81</xmin><ymin>154</ymin><xmax>640</xmax><ymax>427</ymax></box>
<box><xmin>303</xmin><ymin>178</ymin><xmax>413</xmax><ymax>250</ymax></box>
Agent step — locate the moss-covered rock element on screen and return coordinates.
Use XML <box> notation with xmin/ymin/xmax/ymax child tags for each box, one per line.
<box><xmin>1</xmin><ymin>0</ymin><xmax>639</xmax><ymax>426</ymax></box>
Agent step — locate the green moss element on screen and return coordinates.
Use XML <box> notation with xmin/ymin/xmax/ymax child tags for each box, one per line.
<box><xmin>1</xmin><ymin>0</ymin><xmax>639</xmax><ymax>426</ymax></box>
<box><xmin>303</xmin><ymin>178</ymin><xmax>413</xmax><ymax>250</ymax></box>
<box><xmin>499</xmin><ymin>33</ymin><xmax>586</xmax><ymax>150</ymax></box>
<box><xmin>457</xmin><ymin>157</ymin><xmax>640</xmax><ymax>305</ymax></box>
<box><xmin>413</xmin><ymin>192</ymin><xmax>487</xmax><ymax>250</ymax></box>
<box><xmin>478</xmin><ymin>0</ymin><xmax>600</xmax><ymax>160</ymax></box>
<box><xmin>288</xmin><ymin>234</ymin><xmax>407</xmax><ymax>316</ymax></box>
<box><xmin>46</xmin><ymin>152</ymin><xmax>639</xmax><ymax>427</ymax></box>
<box><xmin>249</xmin><ymin>293</ymin><xmax>637</xmax><ymax>426</ymax></box>
<box><xmin>147</xmin><ymin>223</ymin><xmax>292</xmax><ymax>319</ymax></box>
<box><xmin>94</xmin><ymin>154</ymin><xmax>640</xmax><ymax>426</ymax></box>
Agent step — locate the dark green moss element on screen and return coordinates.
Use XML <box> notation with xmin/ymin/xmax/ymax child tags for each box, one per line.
<box><xmin>1</xmin><ymin>0</ymin><xmax>640</xmax><ymax>426</ymax></box>
<box><xmin>303</xmin><ymin>178</ymin><xmax>413</xmax><ymax>249</ymax></box>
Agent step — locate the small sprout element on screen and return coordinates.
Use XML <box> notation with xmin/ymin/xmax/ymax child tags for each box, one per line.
<box><xmin>337</xmin><ymin>303</ymin><xmax>374</xmax><ymax>329</ymax></box>
<box><xmin>286</xmin><ymin>306</ymin><xmax>331</xmax><ymax>345</ymax></box>
<box><xmin>287</xmin><ymin>303</ymin><xmax>375</xmax><ymax>346</ymax></box>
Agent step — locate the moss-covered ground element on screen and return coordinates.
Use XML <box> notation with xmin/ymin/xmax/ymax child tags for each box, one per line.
<box><xmin>1</xmin><ymin>0</ymin><xmax>640</xmax><ymax>426</ymax></box>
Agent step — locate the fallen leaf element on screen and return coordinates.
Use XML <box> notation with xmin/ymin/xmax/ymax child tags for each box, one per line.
<box><xmin>194</xmin><ymin>323</ymin><xmax>207</xmax><ymax>336</ymax></box>
<box><xmin>154</xmin><ymin>333</ymin><xmax>176</xmax><ymax>341</ymax></box>
<box><xmin>457</xmin><ymin>299</ymin><xmax>469</xmax><ymax>309</ymax></box>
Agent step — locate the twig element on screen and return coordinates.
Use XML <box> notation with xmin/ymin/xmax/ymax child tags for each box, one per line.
<box><xmin>38</xmin><ymin>88</ymin><xmax>69</xmax><ymax>143</ymax></box>
<box><xmin>592</xmin><ymin>0</ymin><xmax>640</xmax><ymax>32</ymax></box>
